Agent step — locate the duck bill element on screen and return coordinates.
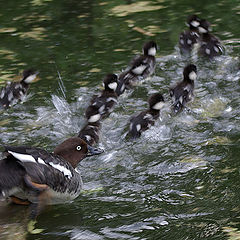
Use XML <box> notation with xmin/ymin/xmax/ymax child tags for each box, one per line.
<box><xmin>87</xmin><ymin>145</ymin><xmax>104</xmax><ymax>157</ymax></box>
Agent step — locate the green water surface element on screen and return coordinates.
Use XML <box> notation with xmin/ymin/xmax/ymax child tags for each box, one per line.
<box><xmin>0</xmin><ymin>0</ymin><xmax>240</xmax><ymax>239</ymax></box>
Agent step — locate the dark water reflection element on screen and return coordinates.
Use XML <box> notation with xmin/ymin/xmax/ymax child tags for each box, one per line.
<box><xmin>0</xmin><ymin>0</ymin><xmax>240</xmax><ymax>239</ymax></box>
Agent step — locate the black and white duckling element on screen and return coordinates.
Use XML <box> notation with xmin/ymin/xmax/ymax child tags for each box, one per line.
<box><xmin>78</xmin><ymin>121</ymin><xmax>101</xmax><ymax>146</ymax></box>
<box><xmin>0</xmin><ymin>137</ymin><xmax>103</xmax><ymax>217</ymax></box>
<box><xmin>116</xmin><ymin>41</ymin><xmax>157</xmax><ymax>96</ymax></box>
<box><xmin>85</xmin><ymin>103</ymin><xmax>101</xmax><ymax>123</ymax></box>
<box><xmin>85</xmin><ymin>74</ymin><xmax>118</xmax><ymax>119</ymax></box>
<box><xmin>170</xmin><ymin>64</ymin><xmax>197</xmax><ymax>113</ymax></box>
<box><xmin>198</xmin><ymin>19</ymin><xmax>224</xmax><ymax>58</ymax></box>
<box><xmin>0</xmin><ymin>69</ymin><xmax>38</xmax><ymax>109</ymax></box>
<box><xmin>128</xmin><ymin>93</ymin><xmax>164</xmax><ymax>139</ymax></box>
<box><xmin>179</xmin><ymin>15</ymin><xmax>201</xmax><ymax>54</ymax></box>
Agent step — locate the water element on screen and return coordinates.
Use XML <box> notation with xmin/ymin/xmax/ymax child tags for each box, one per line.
<box><xmin>0</xmin><ymin>0</ymin><xmax>240</xmax><ymax>239</ymax></box>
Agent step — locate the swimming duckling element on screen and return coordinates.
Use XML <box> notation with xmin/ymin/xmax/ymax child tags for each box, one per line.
<box><xmin>0</xmin><ymin>69</ymin><xmax>38</xmax><ymax>109</ymax></box>
<box><xmin>198</xmin><ymin>19</ymin><xmax>224</xmax><ymax>58</ymax></box>
<box><xmin>78</xmin><ymin>121</ymin><xmax>101</xmax><ymax>146</ymax></box>
<box><xmin>128</xmin><ymin>93</ymin><xmax>164</xmax><ymax>139</ymax></box>
<box><xmin>170</xmin><ymin>64</ymin><xmax>197</xmax><ymax>113</ymax></box>
<box><xmin>179</xmin><ymin>15</ymin><xmax>201</xmax><ymax>54</ymax></box>
<box><xmin>85</xmin><ymin>74</ymin><xmax>118</xmax><ymax>120</ymax></box>
<box><xmin>116</xmin><ymin>41</ymin><xmax>157</xmax><ymax>96</ymax></box>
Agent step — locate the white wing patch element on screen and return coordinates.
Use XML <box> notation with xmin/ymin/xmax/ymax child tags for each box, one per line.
<box><xmin>205</xmin><ymin>48</ymin><xmax>211</xmax><ymax>55</ymax></box>
<box><xmin>184</xmin><ymin>84</ymin><xmax>191</xmax><ymax>92</ymax></box>
<box><xmin>120</xmin><ymin>83</ymin><xmax>125</xmax><ymax>92</ymax></box>
<box><xmin>107</xmin><ymin>97</ymin><xmax>117</xmax><ymax>103</ymax></box>
<box><xmin>88</xmin><ymin>114</ymin><xmax>101</xmax><ymax>123</ymax></box>
<box><xmin>49</xmin><ymin>162</ymin><xmax>72</xmax><ymax>179</ymax></box>
<box><xmin>8</xmin><ymin>91</ymin><xmax>13</xmax><ymax>102</ymax></box>
<box><xmin>214</xmin><ymin>46</ymin><xmax>219</xmax><ymax>53</ymax></box>
<box><xmin>179</xmin><ymin>96</ymin><xmax>183</xmax><ymax>104</ymax></box>
<box><xmin>136</xmin><ymin>124</ymin><xmax>141</xmax><ymax>132</ymax></box>
<box><xmin>8</xmin><ymin>150</ymin><xmax>36</xmax><ymax>163</ymax></box>
<box><xmin>85</xmin><ymin>135</ymin><xmax>92</xmax><ymax>142</ymax></box>
<box><xmin>37</xmin><ymin>157</ymin><xmax>47</xmax><ymax>165</ymax></box>
<box><xmin>99</xmin><ymin>105</ymin><xmax>105</xmax><ymax>113</ymax></box>
<box><xmin>187</xmin><ymin>39</ymin><xmax>192</xmax><ymax>45</ymax></box>
<box><xmin>143</xmin><ymin>113</ymin><xmax>152</xmax><ymax>120</ymax></box>
<box><xmin>132</xmin><ymin>65</ymin><xmax>147</xmax><ymax>75</ymax></box>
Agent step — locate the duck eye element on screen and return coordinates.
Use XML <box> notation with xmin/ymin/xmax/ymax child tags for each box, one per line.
<box><xmin>76</xmin><ymin>146</ymin><xmax>82</xmax><ymax>151</ymax></box>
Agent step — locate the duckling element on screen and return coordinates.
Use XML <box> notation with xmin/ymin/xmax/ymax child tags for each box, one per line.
<box><xmin>85</xmin><ymin>74</ymin><xmax>118</xmax><ymax>120</ymax></box>
<box><xmin>198</xmin><ymin>19</ymin><xmax>224</xmax><ymax>58</ymax></box>
<box><xmin>116</xmin><ymin>41</ymin><xmax>157</xmax><ymax>96</ymax></box>
<box><xmin>170</xmin><ymin>64</ymin><xmax>197</xmax><ymax>113</ymax></box>
<box><xmin>128</xmin><ymin>93</ymin><xmax>164</xmax><ymax>139</ymax></box>
<box><xmin>0</xmin><ymin>69</ymin><xmax>38</xmax><ymax>109</ymax></box>
<box><xmin>179</xmin><ymin>15</ymin><xmax>201</xmax><ymax>54</ymax></box>
<box><xmin>0</xmin><ymin>137</ymin><xmax>103</xmax><ymax>218</ymax></box>
<box><xmin>78</xmin><ymin>121</ymin><xmax>101</xmax><ymax>146</ymax></box>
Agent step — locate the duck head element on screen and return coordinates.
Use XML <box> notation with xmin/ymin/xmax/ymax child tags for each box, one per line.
<box><xmin>183</xmin><ymin>64</ymin><xmax>197</xmax><ymax>82</ymax></box>
<box><xmin>149</xmin><ymin>93</ymin><xmax>165</xmax><ymax>111</ymax></box>
<box><xmin>143</xmin><ymin>41</ymin><xmax>157</xmax><ymax>56</ymax></box>
<box><xmin>22</xmin><ymin>69</ymin><xmax>39</xmax><ymax>84</ymax></box>
<box><xmin>198</xmin><ymin>19</ymin><xmax>211</xmax><ymax>34</ymax></box>
<box><xmin>103</xmin><ymin>74</ymin><xmax>118</xmax><ymax>92</ymax></box>
<box><xmin>54</xmin><ymin>137</ymin><xmax>103</xmax><ymax>168</ymax></box>
<box><xmin>186</xmin><ymin>15</ymin><xmax>201</xmax><ymax>30</ymax></box>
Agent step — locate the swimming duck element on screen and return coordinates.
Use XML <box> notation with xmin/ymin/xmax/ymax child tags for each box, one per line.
<box><xmin>198</xmin><ymin>19</ymin><xmax>224</xmax><ymax>58</ymax></box>
<box><xmin>128</xmin><ymin>93</ymin><xmax>164</xmax><ymax>139</ymax></box>
<box><xmin>0</xmin><ymin>69</ymin><xmax>38</xmax><ymax>109</ymax></box>
<box><xmin>78</xmin><ymin>121</ymin><xmax>101</xmax><ymax>146</ymax></box>
<box><xmin>179</xmin><ymin>15</ymin><xmax>201</xmax><ymax>54</ymax></box>
<box><xmin>85</xmin><ymin>74</ymin><xmax>118</xmax><ymax>119</ymax></box>
<box><xmin>169</xmin><ymin>64</ymin><xmax>197</xmax><ymax>113</ymax></box>
<box><xmin>116</xmin><ymin>41</ymin><xmax>157</xmax><ymax>96</ymax></box>
<box><xmin>0</xmin><ymin>137</ymin><xmax>103</xmax><ymax>217</ymax></box>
